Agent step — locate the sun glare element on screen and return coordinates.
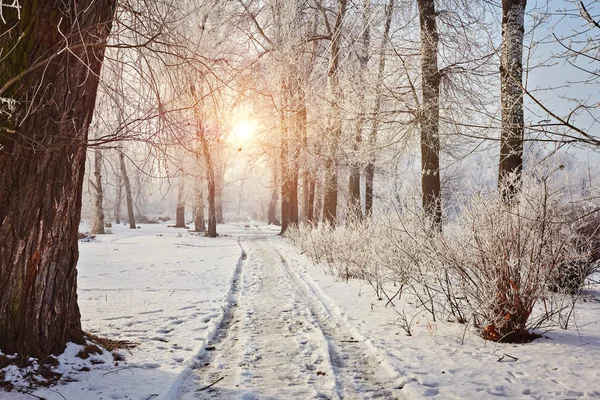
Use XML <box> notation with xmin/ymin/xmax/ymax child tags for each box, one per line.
<box><xmin>232</xmin><ymin>121</ymin><xmax>256</xmax><ymax>142</ymax></box>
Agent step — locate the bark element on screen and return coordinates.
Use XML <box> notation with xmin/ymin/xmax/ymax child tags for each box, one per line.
<box><xmin>192</xmin><ymin>83</ymin><xmax>217</xmax><ymax>237</ymax></box>
<box><xmin>120</xmin><ymin>153</ymin><xmax>136</xmax><ymax>229</ymax></box>
<box><xmin>348</xmin><ymin>0</ymin><xmax>370</xmax><ymax>222</ymax></box>
<box><xmin>0</xmin><ymin>0</ymin><xmax>115</xmax><ymax>357</ymax></box>
<box><xmin>194</xmin><ymin>174</ymin><xmax>206</xmax><ymax>232</ymax></box>
<box><xmin>268</xmin><ymin>164</ymin><xmax>281</xmax><ymax>225</ymax></box>
<box><xmin>115</xmin><ymin>168</ymin><xmax>123</xmax><ymax>224</ymax></box>
<box><xmin>365</xmin><ymin>0</ymin><xmax>394</xmax><ymax>218</ymax></box>
<box><xmin>198</xmin><ymin>125</ymin><xmax>217</xmax><ymax>237</ymax></box>
<box><xmin>302</xmin><ymin>111</ymin><xmax>316</xmax><ymax>224</ymax></box>
<box><xmin>205</xmin><ymin>154</ymin><xmax>218</xmax><ymax>238</ymax></box>
<box><xmin>322</xmin><ymin>0</ymin><xmax>347</xmax><ymax>225</ymax></box>
<box><xmin>280</xmin><ymin>87</ymin><xmax>291</xmax><ymax>234</ymax></box>
<box><xmin>418</xmin><ymin>0</ymin><xmax>442</xmax><ymax>228</ymax></box>
<box><xmin>280</xmin><ymin>74</ymin><xmax>301</xmax><ymax>234</ymax></box>
<box><xmin>499</xmin><ymin>0</ymin><xmax>526</xmax><ymax>200</ymax></box>
<box><xmin>216</xmin><ymin>165</ymin><xmax>224</xmax><ymax>224</ymax></box>
<box><xmin>174</xmin><ymin>178</ymin><xmax>187</xmax><ymax>228</ymax></box>
<box><xmin>91</xmin><ymin>149</ymin><xmax>106</xmax><ymax>234</ymax></box>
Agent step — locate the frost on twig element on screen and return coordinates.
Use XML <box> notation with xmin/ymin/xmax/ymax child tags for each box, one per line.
<box><xmin>0</xmin><ymin>96</ymin><xmax>17</xmax><ymax>117</ymax></box>
<box><xmin>0</xmin><ymin>0</ymin><xmax>21</xmax><ymax>24</ymax></box>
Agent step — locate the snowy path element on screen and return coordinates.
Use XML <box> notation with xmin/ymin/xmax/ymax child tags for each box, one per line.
<box><xmin>171</xmin><ymin>233</ymin><xmax>402</xmax><ymax>400</ymax></box>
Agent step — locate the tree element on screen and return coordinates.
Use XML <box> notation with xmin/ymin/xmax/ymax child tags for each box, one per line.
<box><xmin>499</xmin><ymin>0</ymin><xmax>527</xmax><ymax>200</ymax></box>
<box><xmin>0</xmin><ymin>0</ymin><xmax>116</xmax><ymax>357</ymax></box>
<box><xmin>322</xmin><ymin>0</ymin><xmax>347</xmax><ymax>225</ymax></box>
<box><xmin>174</xmin><ymin>177</ymin><xmax>187</xmax><ymax>228</ymax></box>
<box><xmin>417</xmin><ymin>0</ymin><xmax>442</xmax><ymax>227</ymax></box>
<box><xmin>120</xmin><ymin>151</ymin><xmax>137</xmax><ymax>229</ymax></box>
<box><xmin>91</xmin><ymin>148</ymin><xmax>107</xmax><ymax>234</ymax></box>
<box><xmin>365</xmin><ymin>0</ymin><xmax>394</xmax><ymax>218</ymax></box>
<box><xmin>347</xmin><ymin>0</ymin><xmax>370</xmax><ymax>222</ymax></box>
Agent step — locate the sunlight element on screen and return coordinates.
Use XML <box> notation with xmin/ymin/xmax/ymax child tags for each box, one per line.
<box><xmin>232</xmin><ymin>121</ymin><xmax>256</xmax><ymax>142</ymax></box>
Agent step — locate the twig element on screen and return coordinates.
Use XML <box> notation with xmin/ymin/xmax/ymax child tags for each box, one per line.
<box><xmin>145</xmin><ymin>395</ymin><xmax>159</xmax><ymax>400</ymax></box>
<box><xmin>22</xmin><ymin>393</ymin><xmax>45</xmax><ymax>400</ymax></box>
<box><xmin>497</xmin><ymin>353</ymin><xmax>518</xmax><ymax>362</ymax></box>
<box><xmin>196</xmin><ymin>376</ymin><xmax>224</xmax><ymax>392</ymax></box>
<box><xmin>46</xmin><ymin>389</ymin><xmax>67</xmax><ymax>400</ymax></box>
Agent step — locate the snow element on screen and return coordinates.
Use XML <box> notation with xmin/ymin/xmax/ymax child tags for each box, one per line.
<box><xmin>2</xmin><ymin>222</ymin><xmax>600</xmax><ymax>399</ymax></box>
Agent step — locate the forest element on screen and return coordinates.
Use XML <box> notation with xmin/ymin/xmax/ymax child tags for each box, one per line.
<box><xmin>1</xmin><ymin>0</ymin><xmax>600</xmax><ymax>398</ymax></box>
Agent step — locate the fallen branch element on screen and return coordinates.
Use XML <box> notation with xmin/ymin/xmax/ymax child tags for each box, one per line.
<box><xmin>497</xmin><ymin>353</ymin><xmax>519</xmax><ymax>362</ymax></box>
<box><xmin>196</xmin><ymin>376</ymin><xmax>224</xmax><ymax>392</ymax></box>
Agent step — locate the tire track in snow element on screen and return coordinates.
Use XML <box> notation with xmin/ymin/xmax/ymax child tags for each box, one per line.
<box><xmin>169</xmin><ymin>234</ymin><xmax>403</xmax><ymax>399</ymax></box>
<box><xmin>163</xmin><ymin>239</ymin><xmax>247</xmax><ymax>400</ymax></box>
<box><xmin>181</xmin><ymin>237</ymin><xmax>338</xmax><ymax>399</ymax></box>
<box><xmin>271</xmin><ymin>240</ymin><xmax>403</xmax><ymax>400</ymax></box>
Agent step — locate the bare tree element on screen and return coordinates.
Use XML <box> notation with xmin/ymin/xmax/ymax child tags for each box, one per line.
<box><xmin>347</xmin><ymin>0</ymin><xmax>371</xmax><ymax>222</ymax></box>
<box><xmin>0</xmin><ymin>0</ymin><xmax>116</xmax><ymax>357</ymax></box>
<box><xmin>91</xmin><ymin>148</ymin><xmax>107</xmax><ymax>234</ymax></box>
<box><xmin>417</xmin><ymin>0</ymin><xmax>442</xmax><ymax>227</ymax></box>
<box><xmin>322</xmin><ymin>0</ymin><xmax>348</xmax><ymax>225</ymax></box>
<box><xmin>499</xmin><ymin>0</ymin><xmax>527</xmax><ymax>199</ymax></box>
<box><xmin>120</xmin><ymin>151</ymin><xmax>137</xmax><ymax>229</ymax></box>
<box><xmin>365</xmin><ymin>0</ymin><xmax>394</xmax><ymax>218</ymax></box>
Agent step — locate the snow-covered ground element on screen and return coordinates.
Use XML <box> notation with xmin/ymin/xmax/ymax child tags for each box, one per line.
<box><xmin>2</xmin><ymin>222</ymin><xmax>600</xmax><ymax>399</ymax></box>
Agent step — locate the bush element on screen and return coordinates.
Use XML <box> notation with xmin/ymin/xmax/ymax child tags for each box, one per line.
<box><xmin>287</xmin><ymin>178</ymin><xmax>596</xmax><ymax>342</ymax></box>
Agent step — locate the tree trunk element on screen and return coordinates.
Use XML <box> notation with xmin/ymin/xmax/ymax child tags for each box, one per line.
<box><xmin>0</xmin><ymin>0</ymin><xmax>115</xmax><ymax>357</ymax></box>
<box><xmin>499</xmin><ymin>0</ymin><xmax>526</xmax><ymax>200</ymax></box>
<box><xmin>418</xmin><ymin>0</ymin><xmax>442</xmax><ymax>228</ymax></box>
<box><xmin>194</xmin><ymin>174</ymin><xmax>206</xmax><ymax>232</ymax></box>
<box><xmin>198</xmin><ymin>125</ymin><xmax>217</xmax><ymax>237</ymax></box>
<box><xmin>91</xmin><ymin>149</ymin><xmax>106</xmax><ymax>234</ymax></box>
<box><xmin>280</xmin><ymin>91</ymin><xmax>291</xmax><ymax>234</ymax></box>
<box><xmin>348</xmin><ymin>0</ymin><xmax>370</xmax><ymax>223</ymax></box>
<box><xmin>322</xmin><ymin>0</ymin><xmax>347</xmax><ymax>225</ymax></box>
<box><xmin>280</xmin><ymin>73</ymin><xmax>301</xmax><ymax>234</ymax></box>
<box><xmin>115</xmin><ymin>167</ymin><xmax>123</xmax><ymax>225</ymax></box>
<box><xmin>268</xmin><ymin>164</ymin><xmax>281</xmax><ymax>225</ymax></box>
<box><xmin>174</xmin><ymin>179</ymin><xmax>187</xmax><ymax>228</ymax></box>
<box><xmin>120</xmin><ymin>153</ymin><xmax>136</xmax><ymax>229</ymax></box>
<box><xmin>216</xmin><ymin>166</ymin><xmax>224</xmax><ymax>224</ymax></box>
<box><xmin>365</xmin><ymin>0</ymin><xmax>394</xmax><ymax>218</ymax></box>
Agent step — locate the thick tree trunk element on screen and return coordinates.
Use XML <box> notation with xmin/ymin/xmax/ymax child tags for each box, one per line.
<box><xmin>322</xmin><ymin>0</ymin><xmax>347</xmax><ymax>226</ymax></box>
<box><xmin>91</xmin><ymin>149</ymin><xmax>106</xmax><ymax>234</ymax></box>
<box><xmin>499</xmin><ymin>0</ymin><xmax>526</xmax><ymax>200</ymax></box>
<box><xmin>0</xmin><ymin>0</ymin><xmax>115</xmax><ymax>357</ymax></box>
<box><xmin>365</xmin><ymin>0</ymin><xmax>394</xmax><ymax>218</ymax></box>
<box><xmin>120</xmin><ymin>153</ymin><xmax>136</xmax><ymax>229</ymax></box>
<box><xmin>348</xmin><ymin>0</ymin><xmax>370</xmax><ymax>223</ymax></box>
<box><xmin>174</xmin><ymin>179</ymin><xmax>187</xmax><ymax>228</ymax></box>
<box><xmin>417</xmin><ymin>0</ymin><xmax>442</xmax><ymax>228</ymax></box>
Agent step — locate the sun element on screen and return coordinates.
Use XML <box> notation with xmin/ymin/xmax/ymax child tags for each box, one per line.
<box><xmin>232</xmin><ymin>121</ymin><xmax>256</xmax><ymax>142</ymax></box>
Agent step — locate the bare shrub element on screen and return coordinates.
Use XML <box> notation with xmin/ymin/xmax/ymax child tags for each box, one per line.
<box><xmin>287</xmin><ymin>177</ymin><xmax>596</xmax><ymax>343</ymax></box>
